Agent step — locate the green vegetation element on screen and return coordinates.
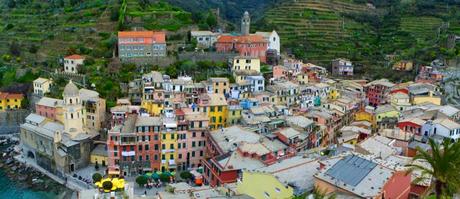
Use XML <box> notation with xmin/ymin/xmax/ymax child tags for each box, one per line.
<box><xmin>135</xmin><ymin>175</ymin><xmax>148</xmax><ymax>187</ymax></box>
<box><xmin>260</xmin><ymin>0</ymin><xmax>460</xmax><ymax>81</ymax></box>
<box><xmin>124</xmin><ymin>0</ymin><xmax>193</xmax><ymax>31</ymax></box>
<box><xmin>92</xmin><ymin>173</ymin><xmax>103</xmax><ymax>182</ymax></box>
<box><xmin>407</xmin><ymin>139</ymin><xmax>460</xmax><ymax>198</ymax></box>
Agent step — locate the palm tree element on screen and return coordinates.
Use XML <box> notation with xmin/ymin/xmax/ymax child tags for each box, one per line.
<box><xmin>407</xmin><ymin>138</ymin><xmax>460</xmax><ymax>199</ymax></box>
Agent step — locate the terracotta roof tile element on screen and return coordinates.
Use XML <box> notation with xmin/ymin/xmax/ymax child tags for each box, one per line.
<box><xmin>217</xmin><ymin>35</ymin><xmax>267</xmax><ymax>43</ymax></box>
<box><xmin>118</xmin><ymin>31</ymin><xmax>166</xmax><ymax>43</ymax></box>
<box><xmin>65</xmin><ymin>54</ymin><xmax>84</xmax><ymax>60</ymax></box>
<box><xmin>0</xmin><ymin>92</ymin><xmax>24</xmax><ymax>99</ymax></box>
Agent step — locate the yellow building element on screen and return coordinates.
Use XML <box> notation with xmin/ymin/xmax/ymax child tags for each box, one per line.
<box><xmin>327</xmin><ymin>88</ymin><xmax>341</xmax><ymax>100</ymax></box>
<box><xmin>232</xmin><ymin>56</ymin><xmax>260</xmax><ymax>73</ymax></box>
<box><xmin>375</xmin><ymin>105</ymin><xmax>400</xmax><ymax>122</ymax></box>
<box><xmin>208</xmin><ymin>78</ymin><xmax>230</xmax><ymax>95</ymax></box>
<box><xmin>141</xmin><ymin>101</ymin><xmax>163</xmax><ymax>116</ymax></box>
<box><xmin>412</xmin><ymin>91</ymin><xmax>441</xmax><ymax>105</ymax></box>
<box><xmin>296</xmin><ymin>73</ymin><xmax>309</xmax><ymax>85</ymax></box>
<box><xmin>0</xmin><ymin>92</ymin><xmax>24</xmax><ymax>111</ymax></box>
<box><xmin>227</xmin><ymin>105</ymin><xmax>242</xmax><ymax>125</ymax></box>
<box><xmin>200</xmin><ymin>94</ymin><xmax>228</xmax><ymax>130</ymax></box>
<box><xmin>90</xmin><ymin>144</ymin><xmax>108</xmax><ymax>166</ymax></box>
<box><xmin>237</xmin><ymin>171</ymin><xmax>294</xmax><ymax>199</ymax></box>
<box><xmin>160</xmin><ymin>129</ymin><xmax>177</xmax><ymax>172</ymax></box>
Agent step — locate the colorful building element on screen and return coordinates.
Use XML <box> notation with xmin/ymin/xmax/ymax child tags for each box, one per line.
<box><xmin>237</xmin><ymin>171</ymin><xmax>294</xmax><ymax>199</ymax></box>
<box><xmin>107</xmin><ymin>115</ymin><xmax>163</xmax><ymax>176</ymax></box>
<box><xmin>216</xmin><ymin>35</ymin><xmax>268</xmax><ymax>63</ymax></box>
<box><xmin>63</xmin><ymin>54</ymin><xmax>84</xmax><ymax>73</ymax></box>
<box><xmin>364</xmin><ymin>79</ymin><xmax>395</xmax><ymax>107</ymax></box>
<box><xmin>118</xmin><ymin>31</ymin><xmax>166</xmax><ymax>60</ymax></box>
<box><xmin>198</xmin><ymin>93</ymin><xmax>228</xmax><ymax>130</ymax></box>
<box><xmin>231</xmin><ymin>56</ymin><xmax>261</xmax><ymax>73</ymax></box>
<box><xmin>161</xmin><ymin>114</ymin><xmax>178</xmax><ymax>172</ymax></box>
<box><xmin>315</xmin><ymin>155</ymin><xmax>411</xmax><ymax>198</ymax></box>
<box><xmin>331</xmin><ymin>58</ymin><xmax>353</xmax><ymax>76</ymax></box>
<box><xmin>33</xmin><ymin>77</ymin><xmax>52</xmax><ymax>97</ymax></box>
<box><xmin>0</xmin><ymin>92</ymin><xmax>24</xmax><ymax>111</ymax></box>
<box><xmin>207</xmin><ymin>78</ymin><xmax>230</xmax><ymax>95</ymax></box>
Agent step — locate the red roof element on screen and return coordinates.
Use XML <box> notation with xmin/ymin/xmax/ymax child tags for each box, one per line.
<box><xmin>217</xmin><ymin>35</ymin><xmax>267</xmax><ymax>43</ymax></box>
<box><xmin>0</xmin><ymin>92</ymin><xmax>24</xmax><ymax>99</ymax></box>
<box><xmin>118</xmin><ymin>31</ymin><xmax>166</xmax><ymax>43</ymax></box>
<box><xmin>65</xmin><ymin>54</ymin><xmax>84</xmax><ymax>60</ymax></box>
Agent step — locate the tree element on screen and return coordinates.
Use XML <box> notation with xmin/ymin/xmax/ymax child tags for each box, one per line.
<box><xmin>92</xmin><ymin>173</ymin><xmax>103</xmax><ymax>182</ymax></box>
<box><xmin>9</xmin><ymin>41</ymin><xmax>21</xmax><ymax>57</ymax></box>
<box><xmin>206</xmin><ymin>12</ymin><xmax>217</xmax><ymax>28</ymax></box>
<box><xmin>179</xmin><ymin>171</ymin><xmax>192</xmax><ymax>180</ymax></box>
<box><xmin>407</xmin><ymin>139</ymin><xmax>460</xmax><ymax>198</ymax></box>
<box><xmin>159</xmin><ymin>173</ymin><xmax>170</xmax><ymax>182</ymax></box>
<box><xmin>136</xmin><ymin>175</ymin><xmax>148</xmax><ymax>187</ymax></box>
<box><xmin>102</xmin><ymin>180</ymin><xmax>113</xmax><ymax>190</ymax></box>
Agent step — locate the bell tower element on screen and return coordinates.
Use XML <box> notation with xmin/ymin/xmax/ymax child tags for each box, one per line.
<box><xmin>62</xmin><ymin>80</ymin><xmax>84</xmax><ymax>137</ymax></box>
<box><xmin>241</xmin><ymin>11</ymin><xmax>250</xmax><ymax>36</ymax></box>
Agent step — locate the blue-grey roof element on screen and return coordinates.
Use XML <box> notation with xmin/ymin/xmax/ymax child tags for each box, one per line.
<box><xmin>324</xmin><ymin>155</ymin><xmax>377</xmax><ymax>187</ymax></box>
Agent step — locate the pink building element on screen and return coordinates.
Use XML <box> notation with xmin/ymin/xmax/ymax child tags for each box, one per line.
<box><xmin>35</xmin><ymin>97</ymin><xmax>62</xmax><ymax>120</ymax></box>
<box><xmin>272</xmin><ymin>65</ymin><xmax>288</xmax><ymax>80</ymax></box>
<box><xmin>216</xmin><ymin>35</ymin><xmax>268</xmax><ymax>63</ymax></box>
<box><xmin>176</xmin><ymin>109</ymin><xmax>209</xmax><ymax>170</ymax></box>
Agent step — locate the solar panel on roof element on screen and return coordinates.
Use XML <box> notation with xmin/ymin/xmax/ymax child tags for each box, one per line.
<box><xmin>325</xmin><ymin>155</ymin><xmax>377</xmax><ymax>187</ymax></box>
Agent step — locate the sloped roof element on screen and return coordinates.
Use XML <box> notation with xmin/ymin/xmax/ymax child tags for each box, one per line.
<box><xmin>118</xmin><ymin>31</ymin><xmax>166</xmax><ymax>42</ymax></box>
<box><xmin>65</xmin><ymin>54</ymin><xmax>84</xmax><ymax>60</ymax></box>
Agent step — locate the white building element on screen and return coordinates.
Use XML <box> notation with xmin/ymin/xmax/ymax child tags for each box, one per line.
<box><xmin>33</xmin><ymin>77</ymin><xmax>52</xmax><ymax>96</ymax></box>
<box><xmin>64</xmin><ymin>54</ymin><xmax>84</xmax><ymax>73</ymax></box>
<box><xmin>431</xmin><ymin>118</ymin><xmax>460</xmax><ymax>141</ymax></box>
<box><xmin>255</xmin><ymin>30</ymin><xmax>280</xmax><ymax>55</ymax></box>
<box><xmin>191</xmin><ymin>31</ymin><xmax>220</xmax><ymax>49</ymax></box>
<box><xmin>246</xmin><ymin>75</ymin><xmax>265</xmax><ymax>93</ymax></box>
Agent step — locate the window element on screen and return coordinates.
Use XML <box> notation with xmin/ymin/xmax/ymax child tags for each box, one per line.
<box><xmin>201</xmin><ymin>131</ymin><xmax>205</xmax><ymax>137</ymax></box>
<box><xmin>153</xmin><ymin>155</ymin><xmax>157</xmax><ymax>160</ymax></box>
<box><xmin>130</xmin><ymin>146</ymin><xmax>134</xmax><ymax>151</ymax></box>
<box><xmin>170</xmin><ymin>154</ymin><xmax>174</xmax><ymax>159</ymax></box>
<box><xmin>171</xmin><ymin>134</ymin><xmax>175</xmax><ymax>139</ymax></box>
<box><xmin>155</xmin><ymin>144</ymin><xmax>159</xmax><ymax>150</ymax></box>
<box><xmin>154</xmin><ymin>135</ymin><xmax>159</xmax><ymax>140</ymax></box>
<box><xmin>145</xmin><ymin>145</ymin><xmax>149</xmax><ymax>150</ymax></box>
<box><xmin>218</xmin><ymin>106</ymin><xmax>222</xmax><ymax>112</ymax></box>
<box><xmin>210</xmin><ymin>106</ymin><xmax>215</xmax><ymax>112</ymax></box>
<box><xmin>192</xmin><ymin>141</ymin><xmax>196</xmax><ymax>147</ymax></box>
<box><xmin>162</xmin><ymin>154</ymin><xmax>165</xmax><ymax>160</ymax></box>
<box><xmin>200</xmin><ymin>151</ymin><xmax>204</xmax><ymax>157</ymax></box>
<box><xmin>162</xmin><ymin>144</ymin><xmax>165</xmax><ymax>149</ymax></box>
<box><xmin>139</xmin><ymin>156</ymin><xmax>143</xmax><ymax>161</ymax></box>
<box><xmin>138</xmin><ymin>145</ymin><xmax>142</xmax><ymax>151</ymax></box>
<box><xmin>178</xmin><ymin>154</ymin><xmax>182</xmax><ymax>159</ymax></box>
<box><xmin>170</xmin><ymin>144</ymin><xmax>174</xmax><ymax>149</ymax></box>
<box><xmin>192</xmin><ymin>151</ymin><xmax>195</xmax><ymax>157</ymax></box>
<box><xmin>162</xmin><ymin>134</ymin><xmax>166</xmax><ymax>140</ymax></box>
<box><xmin>192</xmin><ymin>132</ymin><xmax>196</xmax><ymax>137</ymax></box>
<box><xmin>146</xmin><ymin>155</ymin><xmax>150</xmax><ymax>161</ymax></box>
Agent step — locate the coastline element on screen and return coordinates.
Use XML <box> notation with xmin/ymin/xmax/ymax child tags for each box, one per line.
<box><xmin>0</xmin><ymin>136</ymin><xmax>75</xmax><ymax>199</ymax></box>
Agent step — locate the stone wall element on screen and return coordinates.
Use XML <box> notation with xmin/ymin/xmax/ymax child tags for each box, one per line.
<box><xmin>120</xmin><ymin>56</ymin><xmax>176</xmax><ymax>67</ymax></box>
<box><xmin>178</xmin><ymin>52</ymin><xmax>238</xmax><ymax>63</ymax></box>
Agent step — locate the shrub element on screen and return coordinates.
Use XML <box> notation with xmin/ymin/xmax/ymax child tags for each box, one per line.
<box><xmin>92</xmin><ymin>173</ymin><xmax>103</xmax><ymax>182</ymax></box>
<box><xmin>136</xmin><ymin>175</ymin><xmax>148</xmax><ymax>187</ymax></box>
<box><xmin>180</xmin><ymin>171</ymin><xmax>192</xmax><ymax>180</ymax></box>
<box><xmin>102</xmin><ymin>180</ymin><xmax>113</xmax><ymax>190</ymax></box>
<box><xmin>159</xmin><ymin>173</ymin><xmax>170</xmax><ymax>182</ymax></box>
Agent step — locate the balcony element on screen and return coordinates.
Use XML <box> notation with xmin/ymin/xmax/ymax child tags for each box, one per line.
<box><xmin>121</xmin><ymin>151</ymin><xmax>136</xmax><ymax>156</ymax></box>
<box><xmin>161</xmin><ymin>149</ymin><xmax>175</xmax><ymax>153</ymax></box>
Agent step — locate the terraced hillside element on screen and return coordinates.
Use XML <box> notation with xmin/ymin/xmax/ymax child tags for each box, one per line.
<box><xmin>263</xmin><ymin>0</ymin><xmax>460</xmax><ymax>74</ymax></box>
<box><xmin>264</xmin><ymin>0</ymin><xmax>373</xmax><ymax>64</ymax></box>
<box><xmin>0</xmin><ymin>0</ymin><xmax>118</xmax><ymax>66</ymax></box>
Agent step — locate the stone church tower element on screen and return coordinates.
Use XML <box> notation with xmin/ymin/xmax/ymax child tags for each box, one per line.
<box><xmin>241</xmin><ymin>11</ymin><xmax>250</xmax><ymax>36</ymax></box>
<box><xmin>62</xmin><ymin>80</ymin><xmax>84</xmax><ymax>138</ymax></box>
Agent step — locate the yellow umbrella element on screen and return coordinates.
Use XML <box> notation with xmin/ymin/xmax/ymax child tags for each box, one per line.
<box><xmin>117</xmin><ymin>179</ymin><xmax>125</xmax><ymax>189</ymax></box>
<box><xmin>111</xmin><ymin>178</ymin><xmax>118</xmax><ymax>191</ymax></box>
<box><xmin>95</xmin><ymin>181</ymin><xmax>101</xmax><ymax>187</ymax></box>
